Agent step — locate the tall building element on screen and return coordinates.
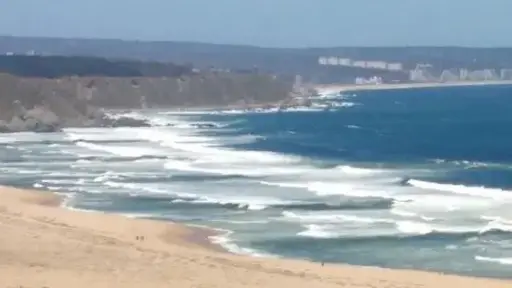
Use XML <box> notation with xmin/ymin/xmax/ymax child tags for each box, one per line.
<box><xmin>318</xmin><ymin>57</ymin><xmax>328</xmax><ymax>65</ymax></box>
<box><xmin>327</xmin><ymin>57</ymin><xmax>339</xmax><ymax>65</ymax></box>
<box><xmin>337</xmin><ymin>58</ymin><xmax>352</xmax><ymax>66</ymax></box>
<box><xmin>459</xmin><ymin>69</ymin><xmax>469</xmax><ymax>80</ymax></box>
<box><xmin>387</xmin><ymin>63</ymin><xmax>403</xmax><ymax>71</ymax></box>
<box><xmin>352</xmin><ymin>61</ymin><xmax>367</xmax><ymax>68</ymax></box>
<box><xmin>365</xmin><ymin>61</ymin><xmax>387</xmax><ymax>70</ymax></box>
<box><xmin>440</xmin><ymin>70</ymin><xmax>459</xmax><ymax>82</ymax></box>
<box><xmin>500</xmin><ymin>69</ymin><xmax>512</xmax><ymax>80</ymax></box>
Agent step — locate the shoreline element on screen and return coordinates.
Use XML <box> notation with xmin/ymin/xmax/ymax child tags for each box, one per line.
<box><xmin>314</xmin><ymin>80</ymin><xmax>512</xmax><ymax>95</ymax></box>
<box><xmin>58</xmin><ymin>191</ymin><xmax>229</xmax><ymax>254</ymax></box>
<box><xmin>1</xmin><ymin>185</ymin><xmax>512</xmax><ymax>287</ymax></box>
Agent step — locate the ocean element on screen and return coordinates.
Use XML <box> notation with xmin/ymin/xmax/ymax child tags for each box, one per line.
<box><xmin>1</xmin><ymin>84</ymin><xmax>512</xmax><ymax>279</ymax></box>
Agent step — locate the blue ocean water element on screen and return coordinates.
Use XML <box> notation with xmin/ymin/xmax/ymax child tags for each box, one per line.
<box><xmin>1</xmin><ymin>84</ymin><xmax>512</xmax><ymax>278</ymax></box>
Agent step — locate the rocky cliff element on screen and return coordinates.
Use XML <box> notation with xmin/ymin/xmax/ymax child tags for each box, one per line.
<box><xmin>0</xmin><ymin>71</ymin><xmax>293</xmax><ymax>133</ymax></box>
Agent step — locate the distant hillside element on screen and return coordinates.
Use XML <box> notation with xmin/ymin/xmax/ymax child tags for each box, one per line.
<box><xmin>1</xmin><ymin>36</ymin><xmax>512</xmax><ymax>83</ymax></box>
<box><xmin>0</xmin><ymin>55</ymin><xmax>192</xmax><ymax>78</ymax></box>
<box><xmin>0</xmin><ymin>55</ymin><xmax>294</xmax><ymax>132</ymax></box>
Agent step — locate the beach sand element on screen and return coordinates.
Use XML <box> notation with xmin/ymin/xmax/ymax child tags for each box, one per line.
<box><xmin>1</xmin><ymin>186</ymin><xmax>510</xmax><ymax>288</ymax></box>
<box><xmin>314</xmin><ymin>80</ymin><xmax>512</xmax><ymax>95</ymax></box>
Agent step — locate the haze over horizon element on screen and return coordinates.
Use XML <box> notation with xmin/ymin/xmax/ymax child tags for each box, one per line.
<box><xmin>1</xmin><ymin>0</ymin><xmax>511</xmax><ymax>48</ymax></box>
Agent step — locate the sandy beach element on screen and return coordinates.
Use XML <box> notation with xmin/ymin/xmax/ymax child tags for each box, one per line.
<box><xmin>314</xmin><ymin>80</ymin><xmax>512</xmax><ymax>95</ymax></box>
<box><xmin>0</xmin><ymin>186</ymin><xmax>510</xmax><ymax>288</ymax></box>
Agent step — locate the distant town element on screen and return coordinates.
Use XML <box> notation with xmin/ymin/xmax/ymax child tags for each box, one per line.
<box><xmin>317</xmin><ymin>56</ymin><xmax>512</xmax><ymax>84</ymax></box>
<box><xmin>2</xmin><ymin>36</ymin><xmax>512</xmax><ymax>86</ymax></box>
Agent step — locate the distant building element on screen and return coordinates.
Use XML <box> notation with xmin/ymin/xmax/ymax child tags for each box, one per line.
<box><xmin>409</xmin><ymin>64</ymin><xmax>436</xmax><ymax>82</ymax></box>
<box><xmin>355</xmin><ymin>76</ymin><xmax>382</xmax><ymax>85</ymax></box>
<box><xmin>387</xmin><ymin>63</ymin><xmax>403</xmax><ymax>71</ymax></box>
<box><xmin>318</xmin><ymin>57</ymin><xmax>328</xmax><ymax>65</ymax></box>
<box><xmin>467</xmin><ymin>69</ymin><xmax>498</xmax><ymax>81</ymax></box>
<box><xmin>365</xmin><ymin>61</ymin><xmax>387</xmax><ymax>70</ymax></box>
<box><xmin>459</xmin><ymin>69</ymin><xmax>469</xmax><ymax>80</ymax></box>
<box><xmin>440</xmin><ymin>69</ymin><xmax>459</xmax><ymax>82</ymax></box>
<box><xmin>352</xmin><ymin>61</ymin><xmax>367</xmax><ymax>68</ymax></box>
<box><xmin>500</xmin><ymin>69</ymin><xmax>512</xmax><ymax>80</ymax></box>
<box><xmin>337</xmin><ymin>58</ymin><xmax>352</xmax><ymax>66</ymax></box>
<box><xmin>327</xmin><ymin>57</ymin><xmax>339</xmax><ymax>65</ymax></box>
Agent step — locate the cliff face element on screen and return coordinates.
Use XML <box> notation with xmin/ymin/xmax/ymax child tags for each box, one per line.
<box><xmin>0</xmin><ymin>72</ymin><xmax>293</xmax><ymax>132</ymax></box>
<box><xmin>79</xmin><ymin>73</ymin><xmax>291</xmax><ymax>108</ymax></box>
<box><xmin>0</xmin><ymin>55</ymin><xmax>295</xmax><ymax>132</ymax></box>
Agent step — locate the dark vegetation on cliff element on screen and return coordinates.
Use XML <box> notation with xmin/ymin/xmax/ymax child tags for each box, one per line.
<box><xmin>0</xmin><ymin>55</ymin><xmax>193</xmax><ymax>78</ymax></box>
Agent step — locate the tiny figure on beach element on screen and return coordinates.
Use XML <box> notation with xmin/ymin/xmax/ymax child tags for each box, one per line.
<box><xmin>321</xmin><ymin>261</ymin><xmax>324</xmax><ymax>267</ymax></box>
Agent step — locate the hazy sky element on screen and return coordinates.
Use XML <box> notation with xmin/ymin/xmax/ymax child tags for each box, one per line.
<box><xmin>1</xmin><ymin>0</ymin><xmax>511</xmax><ymax>47</ymax></box>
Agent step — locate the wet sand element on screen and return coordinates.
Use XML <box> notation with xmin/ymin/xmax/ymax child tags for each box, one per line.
<box><xmin>1</xmin><ymin>185</ymin><xmax>511</xmax><ymax>288</ymax></box>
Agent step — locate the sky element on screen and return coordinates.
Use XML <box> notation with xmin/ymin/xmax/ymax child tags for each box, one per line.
<box><xmin>0</xmin><ymin>0</ymin><xmax>511</xmax><ymax>47</ymax></box>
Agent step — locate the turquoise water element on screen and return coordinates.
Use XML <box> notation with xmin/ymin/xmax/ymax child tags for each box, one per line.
<box><xmin>1</xmin><ymin>85</ymin><xmax>512</xmax><ymax>278</ymax></box>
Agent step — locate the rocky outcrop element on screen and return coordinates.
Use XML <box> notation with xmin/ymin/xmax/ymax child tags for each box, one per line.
<box><xmin>0</xmin><ymin>70</ymin><xmax>297</xmax><ymax>133</ymax></box>
<box><xmin>0</xmin><ymin>103</ymin><xmax>61</xmax><ymax>133</ymax></box>
<box><xmin>108</xmin><ymin>117</ymin><xmax>151</xmax><ymax>128</ymax></box>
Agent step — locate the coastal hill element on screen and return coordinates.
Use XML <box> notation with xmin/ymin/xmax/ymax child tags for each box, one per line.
<box><xmin>0</xmin><ymin>55</ymin><xmax>294</xmax><ymax>133</ymax></box>
<box><xmin>2</xmin><ymin>36</ymin><xmax>512</xmax><ymax>83</ymax></box>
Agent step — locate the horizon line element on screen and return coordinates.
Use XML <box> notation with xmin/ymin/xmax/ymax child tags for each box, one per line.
<box><xmin>1</xmin><ymin>34</ymin><xmax>512</xmax><ymax>50</ymax></box>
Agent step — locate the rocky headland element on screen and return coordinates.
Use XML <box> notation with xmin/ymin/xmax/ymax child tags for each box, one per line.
<box><xmin>0</xmin><ymin>55</ymin><xmax>300</xmax><ymax>132</ymax></box>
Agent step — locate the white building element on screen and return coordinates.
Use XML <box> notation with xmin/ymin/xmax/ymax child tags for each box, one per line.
<box><xmin>500</xmin><ymin>69</ymin><xmax>512</xmax><ymax>80</ymax></box>
<box><xmin>387</xmin><ymin>63</ymin><xmax>403</xmax><ymax>71</ymax></box>
<box><xmin>355</xmin><ymin>76</ymin><xmax>382</xmax><ymax>85</ymax></box>
<box><xmin>467</xmin><ymin>69</ymin><xmax>498</xmax><ymax>81</ymax></box>
<box><xmin>327</xmin><ymin>57</ymin><xmax>339</xmax><ymax>65</ymax></box>
<box><xmin>440</xmin><ymin>70</ymin><xmax>459</xmax><ymax>82</ymax></box>
<box><xmin>352</xmin><ymin>61</ymin><xmax>367</xmax><ymax>68</ymax></box>
<box><xmin>337</xmin><ymin>58</ymin><xmax>352</xmax><ymax>66</ymax></box>
<box><xmin>365</xmin><ymin>61</ymin><xmax>387</xmax><ymax>70</ymax></box>
<box><xmin>318</xmin><ymin>57</ymin><xmax>328</xmax><ymax>65</ymax></box>
<box><xmin>459</xmin><ymin>69</ymin><xmax>469</xmax><ymax>80</ymax></box>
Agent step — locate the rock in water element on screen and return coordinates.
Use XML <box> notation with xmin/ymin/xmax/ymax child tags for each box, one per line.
<box><xmin>23</xmin><ymin>106</ymin><xmax>61</xmax><ymax>132</ymax></box>
<box><xmin>0</xmin><ymin>120</ymin><xmax>10</xmax><ymax>133</ymax></box>
<box><xmin>3</xmin><ymin>105</ymin><xmax>61</xmax><ymax>133</ymax></box>
<box><xmin>109</xmin><ymin>117</ymin><xmax>151</xmax><ymax>128</ymax></box>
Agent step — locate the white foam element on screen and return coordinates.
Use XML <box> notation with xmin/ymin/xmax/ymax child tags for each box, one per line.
<box><xmin>211</xmin><ymin>219</ymin><xmax>270</xmax><ymax>225</ymax></box>
<box><xmin>307</xmin><ymin>182</ymin><xmax>393</xmax><ymax>198</ymax></box>
<box><xmin>207</xmin><ymin>228</ymin><xmax>274</xmax><ymax>257</ymax></box>
<box><xmin>337</xmin><ymin>102</ymin><xmax>358</xmax><ymax>107</ymax></box>
<box><xmin>475</xmin><ymin>256</ymin><xmax>512</xmax><ymax>265</ymax></box>
<box><xmin>74</xmin><ymin>141</ymin><xmax>165</xmax><ymax>158</ymax></box>
<box><xmin>33</xmin><ymin>183</ymin><xmax>44</xmax><ymax>188</ymax></box>
<box><xmin>102</xmin><ymin>180</ymin><xmax>288</xmax><ymax>211</ymax></box>
<box><xmin>185</xmin><ymin>194</ymin><xmax>296</xmax><ymax>211</ymax></box>
<box><xmin>407</xmin><ymin>179</ymin><xmax>512</xmax><ymax>201</ymax></box>
<box><xmin>395</xmin><ymin>221</ymin><xmax>434</xmax><ymax>235</ymax></box>
<box><xmin>93</xmin><ymin>172</ymin><xmax>122</xmax><ymax>183</ymax></box>
<box><xmin>481</xmin><ymin>215</ymin><xmax>512</xmax><ymax>225</ymax></box>
<box><xmin>41</xmin><ymin>179</ymin><xmax>86</xmax><ymax>185</ymax></box>
<box><xmin>334</xmin><ymin>165</ymin><xmax>383</xmax><ymax>176</ymax></box>
<box><xmin>261</xmin><ymin>179</ymin><xmax>394</xmax><ymax>198</ymax></box>
<box><xmin>297</xmin><ymin>224</ymin><xmax>338</xmax><ymax>238</ymax></box>
<box><xmin>390</xmin><ymin>208</ymin><xmax>436</xmax><ymax>221</ymax></box>
<box><xmin>282</xmin><ymin>211</ymin><xmax>394</xmax><ymax>224</ymax></box>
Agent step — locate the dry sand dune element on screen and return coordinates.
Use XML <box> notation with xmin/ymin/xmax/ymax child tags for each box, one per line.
<box><xmin>0</xmin><ymin>186</ymin><xmax>510</xmax><ymax>288</ymax></box>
